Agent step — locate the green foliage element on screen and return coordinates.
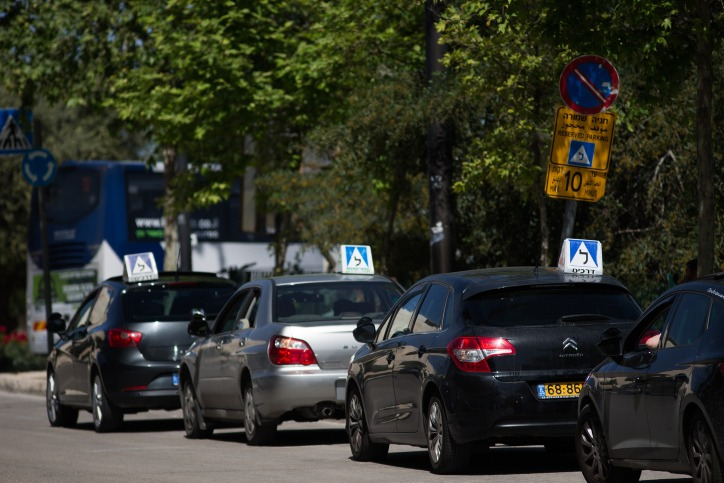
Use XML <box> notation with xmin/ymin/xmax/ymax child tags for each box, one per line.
<box><xmin>0</xmin><ymin>328</ymin><xmax>45</xmax><ymax>373</ymax></box>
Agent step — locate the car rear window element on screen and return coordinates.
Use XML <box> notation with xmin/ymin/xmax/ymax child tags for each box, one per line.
<box><xmin>463</xmin><ymin>286</ymin><xmax>641</xmax><ymax>327</ymax></box>
<box><xmin>276</xmin><ymin>281</ymin><xmax>402</xmax><ymax>322</ymax></box>
<box><xmin>122</xmin><ymin>283</ymin><xmax>236</xmax><ymax>322</ymax></box>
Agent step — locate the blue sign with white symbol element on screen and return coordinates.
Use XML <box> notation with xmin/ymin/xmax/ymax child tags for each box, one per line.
<box><xmin>568</xmin><ymin>140</ymin><xmax>595</xmax><ymax>167</ymax></box>
<box><xmin>0</xmin><ymin>109</ymin><xmax>33</xmax><ymax>154</ymax></box>
<box><xmin>569</xmin><ymin>239</ymin><xmax>599</xmax><ymax>267</ymax></box>
<box><xmin>340</xmin><ymin>245</ymin><xmax>375</xmax><ymax>274</ymax></box>
<box><xmin>22</xmin><ymin>149</ymin><xmax>57</xmax><ymax>187</ymax></box>
<box><xmin>559</xmin><ymin>55</ymin><xmax>619</xmax><ymax>114</ymax></box>
<box><xmin>123</xmin><ymin>252</ymin><xmax>159</xmax><ymax>282</ymax></box>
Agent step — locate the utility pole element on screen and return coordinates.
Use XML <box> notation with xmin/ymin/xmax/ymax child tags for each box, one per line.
<box><xmin>425</xmin><ymin>0</ymin><xmax>455</xmax><ymax>274</ymax></box>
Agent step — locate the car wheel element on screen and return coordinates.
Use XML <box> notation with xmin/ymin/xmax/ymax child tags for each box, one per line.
<box><xmin>243</xmin><ymin>385</ymin><xmax>276</xmax><ymax>445</ymax></box>
<box><xmin>688</xmin><ymin>413</ymin><xmax>724</xmax><ymax>483</ymax></box>
<box><xmin>576</xmin><ymin>404</ymin><xmax>641</xmax><ymax>483</ymax></box>
<box><xmin>427</xmin><ymin>395</ymin><xmax>470</xmax><ymax>474</ymax></box>
<box><xmin>182</xmin><ymin>381</ymin><xmax>213</xmax><ymax>439</ymax></box>
<box><xmin>92</xmin><ymin>374</ymin><xmax>123</xmax><ymax>433</ymax></box>
<box><xmin>46</xmin><ymin>371</ymin><xmax>78</xmax><ymax>428</ymax></box>
<box><xmin>346</xmin><ymin>386</ymin><xmax>389</xmax><ymax>461</ymax></box>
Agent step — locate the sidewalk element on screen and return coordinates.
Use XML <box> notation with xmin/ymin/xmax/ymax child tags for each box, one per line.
<box><xmin>0</xmin><ymin>370</ymin><xmax>46</xmax><ymax>395</ymax></box>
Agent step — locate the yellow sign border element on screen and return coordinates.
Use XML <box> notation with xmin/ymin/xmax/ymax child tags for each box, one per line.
<box><xmin>545</xmin><ymin>163</ymin><xmax>607</xmax><ymax>202</ymax></box>
<box><xmin>550</xmin><ymin>107</ymin><xmax>615</xmax><ymax>171</ymax></box>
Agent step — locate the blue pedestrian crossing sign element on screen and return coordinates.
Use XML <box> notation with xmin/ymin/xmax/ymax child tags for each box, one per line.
<box><xmin>123</xmin><ymin>252</ymin><xmax>159</xmax><ymax>282</ymax></box>
<box><xmin>340</xmin><ymin>245</ymin><xmax>375</xmax><ymax>275</ymax></box>
<box><xmin>557</xmin><ymin>238</ymin><xmax>603</xmax><ymax>275</ymax></box>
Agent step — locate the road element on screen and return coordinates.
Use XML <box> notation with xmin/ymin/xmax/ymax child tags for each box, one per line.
<box><xmin>0</xmin><ymin>390</ymin><xmax>691</xmax><ymax>483</ymax></box>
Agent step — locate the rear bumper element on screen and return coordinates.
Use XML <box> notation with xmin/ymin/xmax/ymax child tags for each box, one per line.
<box><xmin>253</xmin><ymin>365</ymin><xmax>347</xmax><ymax>421</ymax></box>
<box><xmin>100</xmin><ymin>361</ymin><xmax>181</xmax><ymax>410</ymax></box>
<box><xmin>442</xmin><ymin>372</ymin><xmax>580</xmax><ymax>445</ymax></box>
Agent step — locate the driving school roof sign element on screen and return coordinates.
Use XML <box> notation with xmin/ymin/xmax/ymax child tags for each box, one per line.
<box><xmin>123</xmin><ymin>252</ymin><xmax>159</xmax><ymax>282</ymax></box>
<box><xmin>559</xmin><ymin>55</ymin><xmax>619</xmax><ymax>114</ymax></box>
<box><xmin>340</xmin><ymin>245</ymin><xmax>375</xmax><ymax>274</ymax></box>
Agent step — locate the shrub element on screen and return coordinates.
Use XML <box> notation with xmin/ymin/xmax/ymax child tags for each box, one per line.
<box><xmin>0</xmin><ymin>326</ymin><xmax>46</xmax><ymax>372</ymax></box>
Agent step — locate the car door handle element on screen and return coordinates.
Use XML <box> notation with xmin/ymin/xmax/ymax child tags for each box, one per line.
<box><xmin>238</xmin><ymin>338</ymin><xmax>246</xmax><ymax>347</ymax></box>
<box><xmin>386</xmin><ymin>352</ymin><xmax>395</xmax><ymax>363</ymax></box>
<box><xmin>417</xmin><ymin>345</ymin><xmax>428</xmax><ymax>357</ymax></box>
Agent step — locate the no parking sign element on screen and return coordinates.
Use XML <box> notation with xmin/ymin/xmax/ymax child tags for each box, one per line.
<box><xmin>559</xmin><ymin>55</ymin><xmax>619</xmax><ymax>114</ymax></box>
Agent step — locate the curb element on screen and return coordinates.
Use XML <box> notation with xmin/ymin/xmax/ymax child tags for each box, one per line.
<box><xmin>0</xmin><ymin>371</ymin><xmax>46</xmax><ymax>395</ymax></box>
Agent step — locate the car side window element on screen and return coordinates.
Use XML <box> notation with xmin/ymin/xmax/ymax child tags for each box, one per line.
<box><xmin>235</xmin><ymin>290</ymin><xmax>259</xmax><ymax>331</ymax></box>
<box><xmin>628</xmin><ymin>298</ymin><xmax>673</xmax><ymax>351</ymax></box>
<box><xmin>384</xmin><ymin>287</ymin><xmax>425</xmax><ymax>340</ymax></box>
<box><xmin>215</xmin><ymin>293</ymin><xmax>247</xmax><ymax>334</ymax></box>
<box><xmin>411</xmin><ymin>284</ymin><xmax>450</xmax><ymax>334</ymax></box>
<box><xmin>67</xmin><ymin>292</ymin><xmax>98</xmax><ymax>331</ymax></box>
<box><xmin>88</xmin><ymin>286</ymin><xmax>113</xmax><ymax>327</ymax></box>
<box><xmin>663</xmin><ymin>293</ymin><xmax>711</xmax><ymax>348</ymax></box>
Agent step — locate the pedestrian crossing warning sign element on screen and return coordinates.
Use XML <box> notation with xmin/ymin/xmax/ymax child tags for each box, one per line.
<box><xmin>340</xmin><ymin>245</ymin><xmax>375</xmax><ymax>274</ymax></box>
<box><xmin>123</xmin><ymin>252</ymin><xmax>159</xmax><ymax>282</ymax></box>
<box><xmin>0</xmin><ymin>109</ymin><xmax>33</xmax><ymax>154</ymax></box>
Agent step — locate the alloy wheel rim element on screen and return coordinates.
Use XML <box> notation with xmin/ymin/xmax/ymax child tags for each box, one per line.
<box><xmin>93</xmin><ymin>379</ymin><xmax>103</xmax><ymax>425</ymax></box>
<box><xmin>183</xmin><ymin>385</ymin><xmax>196</xmax><ymax>433</ymax></box>
<box><xmin>47</xmin><ymin>373</ymin><xmax>57</xmax><ymax>421</ymax></box>
<box><xmin>245</xmin><ymin>389</ymin><xmax>257</xmax><ymax>437</ymax></box>
<box><xmin>348</xmin><ymin>393</ymin><xmax>363</xmax><ymax>453</ymax></box>
<box><xmin>691</xmin><ymin>419</ymin><xmax>713</xmax><ymax>482</ymax></box>
<box><xmin>579</xmin><ymin>416</ymin><xmax>609</xmax><ymax>480</ymax></box>
<box><xmin>428</xmin><ymin>401</ymin><xmax>443</xmax><ymax>464</ymax></box>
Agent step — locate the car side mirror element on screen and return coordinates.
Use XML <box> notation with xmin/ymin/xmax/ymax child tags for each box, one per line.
<box><xmin>187</xmin><ymin>309</ymin><xmax>209</xmax><ymax>337</ymax></box>
<box><xmin>353</xmin><ymin>316</ymin><xmax>376</xmax><ymax>345</ymax></box>
<box><xmin>47</xmin><ymin>312</ymin><xmax>67</xmax><ymax>334</ymax></box>
<box><xmin>597</xmin><ymin>327</ymin><xmax>623</xmax><ymax>358</ymax></box>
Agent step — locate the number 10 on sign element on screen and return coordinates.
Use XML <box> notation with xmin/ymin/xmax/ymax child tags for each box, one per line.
<box><xmin>545</xmin><ymin>164</ymin><xmax>607</xmax><ymax>202</ymax></box>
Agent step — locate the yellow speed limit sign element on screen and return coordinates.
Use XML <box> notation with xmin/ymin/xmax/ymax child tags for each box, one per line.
<box><xmin>545</xmin><ymin>164</ymin><xmax>607</xmax><ymax>202</ymax></box>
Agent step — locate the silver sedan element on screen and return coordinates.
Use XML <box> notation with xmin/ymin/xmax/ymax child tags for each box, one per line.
<box><xmin>179</xmin><ymin>273</ymin><xmax>403</xmax><ymax>444</ymax></box>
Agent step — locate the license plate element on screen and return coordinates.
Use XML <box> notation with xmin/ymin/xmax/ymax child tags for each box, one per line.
<box><xmin>172</xmin><ymin>373</ymin><xmax>179</xmax><ymax>387</ymax></box>
<box><xmin>536</xmin><ymin>382</ymin><xmax>582</xmax><ymax>399</ymax></box>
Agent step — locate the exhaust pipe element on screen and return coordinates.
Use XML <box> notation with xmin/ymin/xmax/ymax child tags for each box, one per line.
<box><xmin>317</xmin><ymin>403</ymin><xmax>336</xmax><ymax>418</ymax></box>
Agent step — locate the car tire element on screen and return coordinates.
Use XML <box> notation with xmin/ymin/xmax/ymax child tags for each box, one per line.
<box><xmin>92</xmin><ymin>374</ymin><xmax>123</xmax><ymax>433</ymax></box>
<box><xmin>427</xmin><ymin>395</ymin><xmax>470</xmax><ymax>474</ymax></box>
<box><xmin>243</xmin><ymin>385</ymin><xmax>276</xmax><ymax>445</ymax></box>
<box><xmin>688</xmin><ymin>413</ymin><xmax>724</xmax><ymax>483</ymax></box>
<box><xmin>46</xmin><ymin>370</ymin><xmax>78</xmax><ymax>428</ymax></box>
<box><xmin>576</xmin><ymin>404</ymin><xmax>641</xmax><ymax>483</ymax></box>
<box><xmin>182</xmin><ymin>381</ymin><xmax>213</xmax><ymax>439</ymax></box>
<box><xmin>346</xmin><ymin>386</ymin><xmax>389</xmax><ymax>461</ymax></box>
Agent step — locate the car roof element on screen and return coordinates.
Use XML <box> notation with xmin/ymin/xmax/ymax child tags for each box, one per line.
<box><xmin>105</xmin><ymin>271</ymin><xmax>237</xmax><ymax>289</ymax></box>
<box><xmin>415</xmin><ymin>266</ymin><xmax>631</xmax><ymax>299</ymax></box>
<box><xmin>657</xmin><ymin>272</ymin><xmax>724</xmax><ymax>297</ymax></box>
<box><xmin>264</xmin><ymin>272</ymin><xmax>400</xmax><ymax>286</ymax></box>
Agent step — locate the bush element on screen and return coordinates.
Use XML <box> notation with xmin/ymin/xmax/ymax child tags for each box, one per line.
<box><xmin>0</xmin><ymin>326</ymin><xmax>46</xmax><ymax>372</ymax></box>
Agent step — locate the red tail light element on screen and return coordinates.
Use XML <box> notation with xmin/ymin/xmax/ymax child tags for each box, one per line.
<box><xmin>268</xmin><ymin>336</ymin><xmax>317</xmax><ymax>366</ymax></box>
<box><xmin>447</xmin><ymin>336</ymin><xmax>516</xmax><ymax>372</ymax></box>
<box><xmin>109</xmin><ymin>328</ymin><xmax>143</xmax><ymax>348</ymax></box>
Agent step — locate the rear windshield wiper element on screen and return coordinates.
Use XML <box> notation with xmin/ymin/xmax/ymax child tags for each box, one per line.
<box><xmin>558</xmin><ymin>314</ymin><xmax>611</xmax><ymax>324</ymax></box>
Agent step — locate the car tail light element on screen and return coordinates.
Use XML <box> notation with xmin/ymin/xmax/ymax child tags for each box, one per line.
<box><xmin>268</xmin><ymin>336</ymin><xmax>317</xmax><ymax>366</ymax></box>
<box><xmin>447</xmin><ymin>336</ymin><xmax>516</xmax><ymax>372</ymax></box>
<box><xmin>109</xmin><ymin>328</ymin><xmax>143</xmax><ymax>348</ymax></box>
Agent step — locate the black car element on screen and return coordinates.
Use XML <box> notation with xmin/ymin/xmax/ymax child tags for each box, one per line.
<box><xmin>45</xmin><ymin>271</ymin><xmax>237</xmax><ymax>432</ymax></box>
<box><xmin>576</xmin><ymin>273</ymin><xmax>724</xmax><ymax>483</ymax></box>
<box><xmin>346</xmin><ymin>267</ymin><xmax>642</xmax><ymax>474</ymax></box>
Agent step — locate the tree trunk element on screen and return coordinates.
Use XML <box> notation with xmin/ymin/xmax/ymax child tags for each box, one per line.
<box><xmin>695</xmin><ymin>0</ymin><xmax>714</xmax><ymax>276</ymax></box>
<box><xmin>162</xmin><ymin>145</ymin><xmax>179</xmax><ymax>271</ymax></box>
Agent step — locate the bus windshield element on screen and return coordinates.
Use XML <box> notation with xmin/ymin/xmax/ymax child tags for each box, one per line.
<box><xmin>45</xmin><ymin>167</ymin><xmax>101</xmax><ymax>224</ymax></box>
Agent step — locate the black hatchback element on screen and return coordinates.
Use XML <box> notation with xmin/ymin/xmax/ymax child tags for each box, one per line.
<box><xmin>45</xmin><ymin>272</ymin><xmax>237</xmax><ymax>432</ymax></box>
<box><xmin>576</xmin><ymin>273</ymin><xmax>724</xmax><ymax>483</ymax></box>
<box><xmin>346</xmin><ymin>267</ymin><xmax>642</xmax><ymax>474</ymax></box>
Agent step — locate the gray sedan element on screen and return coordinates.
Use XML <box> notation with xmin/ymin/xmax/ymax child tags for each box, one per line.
<box><xmin>179</xmin><ymin>273</ymin><xmax>403</xmax><ymax>444</ymax></box>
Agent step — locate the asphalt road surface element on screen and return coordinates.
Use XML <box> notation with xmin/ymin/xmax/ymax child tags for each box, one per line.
<box><xmin>0</xmin><ymin>390</ymin><xmax>692</xmax><ymax>483</ymax></box>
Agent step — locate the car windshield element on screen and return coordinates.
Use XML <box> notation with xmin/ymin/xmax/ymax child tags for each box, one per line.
<box><xmin>276</xmin><ymin>281</ymin><xmax>402</xmax><ymax>322</ymax></box>
<box><xmin>463</xmin><ymin>286</ymin><xmax>641</xmax><ymax>327</ymax></box>
<box><xmin>122</xmin><ymin>282</ymin><xmax>236</xmax><ymax>322</ymax></box>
